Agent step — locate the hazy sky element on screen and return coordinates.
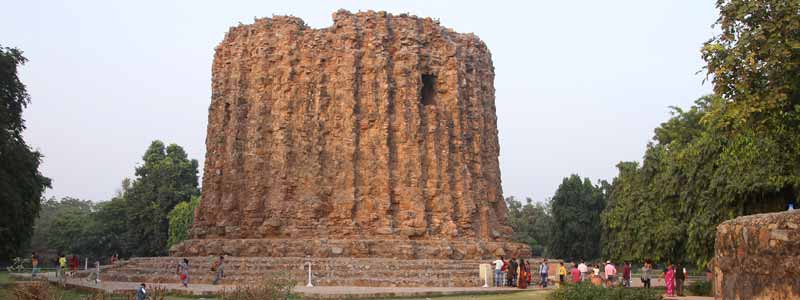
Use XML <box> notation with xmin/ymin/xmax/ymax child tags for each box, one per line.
<box><xmin>2</xmin><ymin>0</ymin><xmax>717</xmax><ymax>202</ymax></box>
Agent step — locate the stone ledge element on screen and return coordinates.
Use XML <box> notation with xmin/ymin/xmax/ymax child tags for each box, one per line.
<box><xmin>714</xmin><ymin>210</ymin><xmax>800</xmax><ymax>300</ymax></box>
<box><xmin>171</xmin><ymin>238</ymin><xmax>531</xmax><ymax>260</ymax></box>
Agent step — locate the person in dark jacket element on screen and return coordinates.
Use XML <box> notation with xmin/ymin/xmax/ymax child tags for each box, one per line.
<box><xmin>136</xmin><ymin>283</ymin><xmax>147</xmax><ymax>300</ymax></box>
<box><xmin>675</xmin><ymin>264</ymin><xmax>686</xmax><ymax>296</ymax></box>
<box><xmin>507</xmin><ymin>257</ymin><xmax>518</xmax><ymax>287</ymax></box>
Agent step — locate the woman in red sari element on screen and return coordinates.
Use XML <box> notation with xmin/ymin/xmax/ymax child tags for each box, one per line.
<box><xmin>517</xmin><ymin>259</ymin><xmax>528</xmax><ymax>289</ymax></box>
<box><xmin>664</xmin><ymin>263</ymin><xmax>676</xmax><ymax>296</ymax></box>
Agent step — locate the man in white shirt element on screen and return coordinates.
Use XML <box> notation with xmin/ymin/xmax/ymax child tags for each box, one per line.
<box><xmin>604</xmin><ymin>260</ymin><xmax>617</xmax><ymax>288</ymax></box>
<box><xmin>492</xmin><ymin>256</ymin><xmax>505</xmax><ymax>287</ymax></box>
<box><xmin>539</xmin><ymin>259</ymin><xmax>549</xmax><ymax>288</ymax></box>
<box><xmin>578</xmin><ymin>260</ymin><xmax>589</xmax><ymax>281</ymax></box>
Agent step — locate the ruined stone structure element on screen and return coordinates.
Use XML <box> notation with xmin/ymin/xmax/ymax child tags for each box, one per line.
<box><xmin>171</xmin><ymin>10</ymin><xmax>529</xmax><ymax>260</ymax></box>
<box><xmin>714</xmin><ymin>210</ymin><xmax>799</xmax><ymax>300</ymax></box>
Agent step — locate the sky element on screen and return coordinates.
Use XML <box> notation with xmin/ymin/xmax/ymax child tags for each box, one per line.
<box><xmin>1</xmin><ymin>0</ymin><xmax>717</xmax><ymax>203</ymax></box>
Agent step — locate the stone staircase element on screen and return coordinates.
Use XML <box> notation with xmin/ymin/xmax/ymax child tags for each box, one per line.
<box><xmin>98</xmin><ymin>257</ymin><xmax>502</xmax><ymax>287</ymax></box>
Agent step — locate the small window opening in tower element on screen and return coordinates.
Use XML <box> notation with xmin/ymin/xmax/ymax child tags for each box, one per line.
<box><xmin>420</xmin><ymin>74</ymin><xmax>436</xmax><ymax>106</ymax></box>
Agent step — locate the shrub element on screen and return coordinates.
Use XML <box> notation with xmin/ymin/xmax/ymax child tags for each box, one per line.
<box><xmin>549</xmin><ymin>283</ymin><xmax>662</xmax><ymax>300</ymax></box>
<box><xmin>11</xmin><ymin>281</ymin><xmax>64</xmax><ymax>300</ymax></box>
<box><xmin>220</xmin><ymin>273</ymin><xmax>297</xmax><ymax>300</ymax></box>
<box><xmin>687</xmin><ymin>280</ymin><xmax>712</xmax><ymax>296</ymax></box>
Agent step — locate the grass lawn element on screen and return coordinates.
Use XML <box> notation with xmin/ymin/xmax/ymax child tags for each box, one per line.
<box><xmin>0</xmin><ymin>271</ymin><xmax>14</xmax><ymax>299</ymax></box>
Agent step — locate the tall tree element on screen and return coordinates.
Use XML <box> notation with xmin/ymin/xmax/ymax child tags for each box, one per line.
<box><xmin>601</xmin><ymin>0</ymin><xmax>799</xmax><ymax>268</ymax></box>
<box><xmin>124</xmin><ymin>141</ymin><xmax>199</xmax><ymax>256</ymax></box>
<box><xmin>31</xmin><ymin>197</ymin><xmax>95</xmax><ymax>252</ymax></box>
<box><xmin>549</xmin><ymin>175</ymin><xmax>607</xmax><ymax>261</ymax></box>
<box><xmin>0</xmin><ymin>45</ymin><xmax>51</xmax><ymax>259</ymax></box>
<box><xmin>505</xmin><ymin>196</ymin><xmax>553</xmax><ymax>257</ymax></box>
<box><xmin>701</xmin><ymin>0</ymin><xmax>799</xmax><ymax>209</ymax></box>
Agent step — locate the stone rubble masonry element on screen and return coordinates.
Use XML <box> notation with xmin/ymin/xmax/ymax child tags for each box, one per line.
<box><xmin>172</xmin><ymin>10</ymin><xmax>530</xmax><ymax>259</ymax></box>
<box><xmin>713</xmin><ymin>210</ymin><xmax>800</xmax><ymax>300</ymax></box>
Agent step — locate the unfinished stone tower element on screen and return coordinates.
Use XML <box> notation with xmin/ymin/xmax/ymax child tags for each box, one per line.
<box><xmin>172</xmin><ymin>10</ymin><xmax>529</xmax><ymax>259</ymax></box>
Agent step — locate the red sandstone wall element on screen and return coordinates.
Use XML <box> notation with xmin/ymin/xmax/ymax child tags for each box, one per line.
<box><xmin>713</xmin><ymin>210</ymin><xmax>800</xmax><ymax>300</ymax></box>
<box><xmin>190</xmin><ymin>10</ymin><xmax>513</xmax><ymax>245</ymax></box>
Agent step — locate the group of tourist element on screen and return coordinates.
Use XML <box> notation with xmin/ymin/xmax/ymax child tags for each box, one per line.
<box><xmin>175</xmin><ymin>255</ymin><xmax>226</xmax><ymax>287</ymax></box>
<box><xmin>491</xmin><ymin>256</ymin><xmax>689</xmax><ymax>296</ymax></box>
<box><xmin>567</xmin><ymin>260</ymin><xmax>629</xmax><ymax>288</ymax></box>
<box><xmin>28</xmin><ymin>251</ymin><xmax>118</xmax><ymax>286</ymax></box>
<box><xmin>491</xmin><ymin>256</ymin><xmax>552</xmax><ymax>289</ymax></box>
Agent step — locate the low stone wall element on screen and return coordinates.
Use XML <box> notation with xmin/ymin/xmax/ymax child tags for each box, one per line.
<box><xmin>714</xmin><ymin>210</ymin><xmax>799</xmax><ymax>300</ymax></box>
<box><xmin>171</xmin><ymin>238</ymin><xmax>531</xmax><ymax>260</ymax></box>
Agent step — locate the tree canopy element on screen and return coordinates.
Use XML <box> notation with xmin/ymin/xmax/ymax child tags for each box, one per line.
<box><xmin>0</xmin><ymin>45</ymin><xmax>51</xmax><ymax>260</ymax></box>
<box><xmin>602</xmin><ymin>0</ymin><xmax>799</xmax><ymax>267</ymax></box>
<box><xmin>28</xmin><ymin>141</ymin><xmax>199</xmax><ymax>260</ymax></box>
<box><xmin>505</xmin><ymin>196</ymin><xmax>552</xmax><ymax>257</ymax></box>
<box><xmin>117</xmin><ymin>140</ymin><xmax>200</xmax><ymax>256</ymax></box>
<box><xmin>549</xmin><ymin>175</ymin><xmax>608</xmax><ymax>261</ymax></box>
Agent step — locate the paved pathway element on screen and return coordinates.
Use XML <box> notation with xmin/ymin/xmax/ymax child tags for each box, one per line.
<box><xmin>12</xmin><ymin>272</ymin><xmax>542</xmax><ymax>299</ymax></box>
<box><xmin>14</xmin><ymin>272</ymin><xmax>713</xmax><ymax>300</ymax></box>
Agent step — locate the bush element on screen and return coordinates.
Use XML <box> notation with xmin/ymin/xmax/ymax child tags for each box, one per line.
<box><xmin>549</xmin><ymin>283</ymin><xmax>662</xmax><ymax>300</ymax></box>
<box><xmin>11</xmin><ymin>281</ymin><xmax>64</xmax><ymax>300</ymax></box>
<box><xmin>220</xmin><ymin>273</ymin><xmax>297</xmax><ymax>300</ymax></box>
<box><xmin>687</xmin><ymin>280</ymin><xmax>712</xmax><ymax>296</ymax></box>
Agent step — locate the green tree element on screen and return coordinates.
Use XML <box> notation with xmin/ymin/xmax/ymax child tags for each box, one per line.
<box><xmin>505</xmin><ymin>196</ymin><xmax>553</xmax><ymax>256</ymax></box>
<box><xmin>601</xmin><ymin>0</ymin><xmax>799</xmax><ymax>269</ymax></box>
<box><xmin>124</xmin><ymin>141</ymin><xmax>200</xmax><ymax>256</ymax></box>
<box><xmin>31</xmin><ymin>197</ymin><xmax>95</xmax><ymax>252</ymax></box>
<box><xmin>700</xmin><ymin>0</ymin><xmax>799</xmax><ymax>212</ymax></box>
<box><xmin>603</xmin><ymin>95</ymin><xmax>794</xmax><ymax>267</ymax></box>
<box><xmin>549</xmin><ymin>175</ymin><xmax>607</xmax><ymax>261</ymax></box>
<box><xmin>167</xmin><ymin>195</ymin><xmax>200</xmax><ymax>248</ymax></box>
<box><xmin>0</xmin><ymin>45</ymin><xmax>51</xmax><ymax>259</ymax></box>
<box><xmin>701</xmin><ymin>0</ymin><xmax>800</xmax><ymax>132</ymax></box>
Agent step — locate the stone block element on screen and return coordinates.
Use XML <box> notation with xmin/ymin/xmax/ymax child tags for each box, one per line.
<box><xmin>714</xmin><ymin>210</ymin><xmax>800</xmax><ymax>300</ymax></box>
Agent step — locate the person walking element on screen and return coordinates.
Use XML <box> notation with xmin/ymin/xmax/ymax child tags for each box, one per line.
<box><xmin>57</xmin><ymin>254</ymin><xmax>67</xmax><ymax>283</ymax></box>
<box><xmin>570</xmin><ymin>263</ymin><xmax>581</xmax><ymax>283</ymax></box>
<box><xmin>492</xmin><ymin>256</ymin><xmax>504</xmax><ymax>287</ymax></box>
<box><xmin>68</xmin><ymin>255</ymin><xmax>79</xmax><ymax>277</ymax></box>
<box><xmin>212</xmin><ymin>256</ymin><xmax>225</xmax><ymax>285</ymax></box>
<box><xmin>507</xmin><ymin>257</ymin><xmax>518</xmax><ymax>287</ymax></box>
<box><xmin>604</xmin><ymin>260</ymin><xmax>617</xmax><ymax>288</ymax></box>
<box><xmin>525</xmin><ymin>260</ymin><xmax>532</xmax><ymax>286</ymax></box>
<box><xmin>85</xmin><ymin>261</ymin><xmax>101</xmax><ymax>284</ymax></box>
<box><xmin>578</xmin><ymin>260</ymin><xmax>588</xmax><ymax>282</ymax></box>
<box><xmin>664</xmin><ymin>263</ymin><xmax>676</xmax><ymax>297</ymax></box>
<box><xmin>31</xmin><ymin>252</ymin><xmax>39</xmax><ymax>278</ymax></box>
<box><xmin>177</xmin><ymin>258</ymin><xmax>190</xmax><ymax>287</ymax></box>
<box><xmin>558</xmin><ymin>262</ymin><xmax>566</xmax><ymax>286</ymax></box>
<box><xmin>517</xmin><ymin>258</ymin><xmax>528</xmax><ymax>289</ymax></box>
<box><xmin>590</xmin><ymin>264</ymin><xmax>602</xmax><ymax>286</ymax></box>
<box><xmin>501</xmin><ymin>258</ymin><xmax>509</xmax><ymax>286</ymax></box>
<box><xmin>136</xmin><ymin>283</ymin><xmax>148</xmax><ymax>300</ymax></box>
<box><xmin>622</xmin><ymin>261</ymin><xmax>631</xmax><ymax>287</ymax></box>
<box><xmin>538</xmin><ymin>259</ymin><xmax>549</xmax><ymax>288</ymax></box>
<box><xmin>641</xmin><ymin>261</ymin><xmax>652</xmax><ymax>288</ymax></box>
<box><xmin>675</xmin><ymin>263</ymin><xmax>686</xmax><ymax>296</ymax></box>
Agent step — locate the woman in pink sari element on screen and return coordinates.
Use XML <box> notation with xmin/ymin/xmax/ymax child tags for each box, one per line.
<box><xmin>664</xmin><ymin>263</ymin><xmax>676</xmax><ymax>297</ymax></box>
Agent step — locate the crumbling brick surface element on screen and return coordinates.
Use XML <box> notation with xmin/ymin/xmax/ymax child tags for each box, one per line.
<box><xmin>173</xmin><ymin>10</ymin><xmax>528</xmax><ymax>259</ymax></box>
<box><xmin>713</xmin><ymin>210</ymin><xmax>800</xmax><ymax>300</ymax></box>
